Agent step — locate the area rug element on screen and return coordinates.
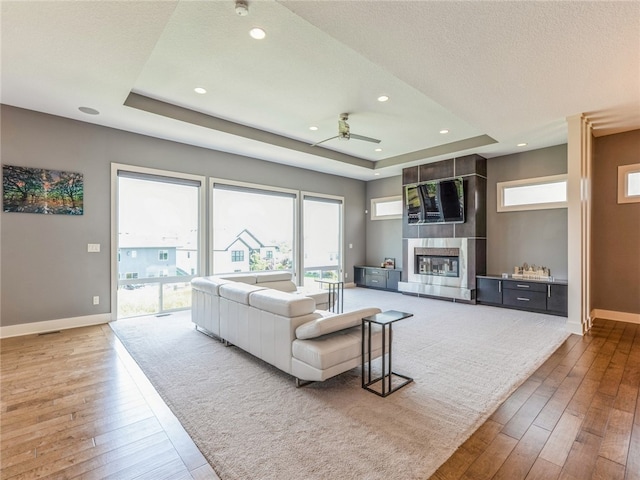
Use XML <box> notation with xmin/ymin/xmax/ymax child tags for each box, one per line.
<box><xmin>110</xmin><ymin>288</ymin><xmax>570</xmax><ymax>480</ymax></box>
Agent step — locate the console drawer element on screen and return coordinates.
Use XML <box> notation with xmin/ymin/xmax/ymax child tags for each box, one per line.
<box><xmin>503</xmin><ymin>280</ymin><xmax>547</xmax><ymax>293</ymax></box>
<box><xmin>502</xmin><ymin>289</ymin><xmax>546</xmax><ymax>310</ymax></box>
<box><xmin>365</xmin><ymin>274</ymin><xmax>387</xmax><ymax>289</ymax></box>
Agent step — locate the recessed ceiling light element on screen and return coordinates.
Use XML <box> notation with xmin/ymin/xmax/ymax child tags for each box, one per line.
<box><xmin>309</xmin><ymin>126</ymin><xmax>318</xmax><ymax>131</ymax></box>
<box><xmin>194</xmin><ymin>87</ymin><xmax>207</xmax><ymax>94</ymax></box>
<box><xmin>517</xmin><ymin>142</ymin><xmax>528</xmax><ymax>147</ymax></box>
<box><xmin>249</xmin><ymin>27</ymin><xmax>266</xmax><ymax>40</ymax></box>
<box><xmin>377</xmin><ymin>95</ymin><xmax>389</xmax><ymax>102</ymax></box>
<box><xmin>78</xmin><ymin>106</ymin><xmax>99</xmax><ymax>115</ymax></box>
<box><xmin>440</xmin><ymin>129</ymin><xmax>449</xmax><ymax>134</ymax></box>
<box><xmin>374</xmin><ymin>148</ymin><xmax>383</xmax><ymax>152</ymax></box>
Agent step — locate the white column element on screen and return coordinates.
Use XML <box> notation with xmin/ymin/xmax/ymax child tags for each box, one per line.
<box><xmin>566</xmin><ymin>114</ymin><xmax>593</xmax><ymax>335</ymax></box>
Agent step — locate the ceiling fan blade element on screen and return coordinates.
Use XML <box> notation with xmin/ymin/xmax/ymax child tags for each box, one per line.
<box><xmin>350</xmin><ymin>133</ymin><xmax>381</xmax><ymax>144</ymax></box>
<box><xmin>311</xmin><ymin>135</ymin><xmax>338</xmax><ymax>147</ymax></box>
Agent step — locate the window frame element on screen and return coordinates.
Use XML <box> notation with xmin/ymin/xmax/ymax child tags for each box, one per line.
<box><xmin>371</xmin><ymin>195</ymin><xmax>403</xmax><ymax>220</ymax></box>
<box><xmin>618</xmin><ymin>163</ymin><xmax>640</xmax><ymax>204</ymax></box>
<box><xmin>497</xmin><ymin>174</ymin><xmax>568</xmax><ymax>212</ymax></box>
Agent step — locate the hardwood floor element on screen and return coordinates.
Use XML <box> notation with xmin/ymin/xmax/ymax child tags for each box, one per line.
<box><xmin>2</xmin><ymin>318</ymin><xmax>638</xmax><ymax>479</ymax></box>
<box><xmin>432</xmin><ymin>318</ymin><xmax>640</xmax><ymax>480</ymax></box>
<box><xmin>0</xmin><ymin>324</ymin><xmax>219</xmax><ymax>480</ymax></box>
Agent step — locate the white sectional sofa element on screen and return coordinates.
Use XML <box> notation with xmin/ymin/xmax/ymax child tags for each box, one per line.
<box><xmin>191</xmin><ymin>271</ymin><xmax>384</xmax><ymax>385</ymax></box>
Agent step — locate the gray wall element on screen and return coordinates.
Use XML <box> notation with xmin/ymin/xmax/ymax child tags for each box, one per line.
<box><xmin>591</xmin><ymin>129</ymin><xmax>640</xmax><ymax>315</ymax></box>
<box><xmin>365</xmin><ymin>176</ymin><xmax>403</xmax><ymax>270</ymax></box>
<box><xmin>1</xmin><ymin>106</ymin><xmax>367</xmax><ymax>327</ymax></box>
<box><xmin>486</xmin><ymin>144</ymin><xmax>568</xmax><ymax>278</ymax></box>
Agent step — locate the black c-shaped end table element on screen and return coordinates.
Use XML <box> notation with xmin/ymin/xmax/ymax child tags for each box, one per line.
<box><xmin>361</xmin><ymin>310</ymin><xmax>413</xmax><ymax>397</ymax></box>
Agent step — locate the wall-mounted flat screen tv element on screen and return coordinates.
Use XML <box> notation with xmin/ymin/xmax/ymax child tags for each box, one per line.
<box><xmin>405</xmin><ymin>177</ymin><xmax>465</xmax><ymax>224</ymax></box>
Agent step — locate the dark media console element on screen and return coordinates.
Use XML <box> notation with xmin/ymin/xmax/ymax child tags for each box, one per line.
<box><xmin>476</xmin><ymin>275</ymin><xmax>568</xmax><ymax>317</ymax></box>
<box><xmin>354</xmin><ymin>266</ymin><xmax>401</xmax><ymax>292</ymax></box>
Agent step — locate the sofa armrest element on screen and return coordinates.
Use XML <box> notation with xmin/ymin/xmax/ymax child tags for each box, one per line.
<box><xmin>296</xmin><ymin>307</ymin><xmax>382</xmax><ymax>340</ymax></box>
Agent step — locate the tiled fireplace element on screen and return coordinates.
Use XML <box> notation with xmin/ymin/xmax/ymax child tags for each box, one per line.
<box><xmin>398</xmin><ymin>154</ymin><xmax>487</xmax><ymax>302</ymax></box>
<box><xmin>401</xmin><ymin>238</ymin><xmax>474</xmax><ymax>300</ymax></box>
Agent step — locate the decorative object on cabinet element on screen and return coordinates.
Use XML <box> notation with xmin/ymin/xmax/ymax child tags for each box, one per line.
<box><xmin>383</xmin><ymin>257</ymin><xmax>395</xmax><ymax>269</ymax></box>
<box><xmin>512</xmin><ymin>263</ymin><xmax>551</xmax><ymax>280</ymax></box>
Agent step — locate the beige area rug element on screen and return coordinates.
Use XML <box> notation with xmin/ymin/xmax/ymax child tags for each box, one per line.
<box><xmin>110</xmin><ymin>287</ymin><xmax>570</xmax><ymax>480</ymax></box>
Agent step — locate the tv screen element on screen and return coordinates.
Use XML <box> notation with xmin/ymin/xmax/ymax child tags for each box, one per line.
<box><xmin>406</xmin><ymin>177</ymin><xmax>464</xmax><ymax>224</ymax></box>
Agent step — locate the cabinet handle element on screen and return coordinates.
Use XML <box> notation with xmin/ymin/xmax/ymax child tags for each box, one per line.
<box><xmin>498</xmin><ymin>281</ymin><xmax>501</xmax><ymax>293</ymax></box>
<box><xmin>371</xmin><ymin>279</ymin><xmax>379</xmax><ymax>283</ymax></box>
<box><xmin>516</xmin><ymin>284</ymin><xmax>530</xmax><ymax>288</ymax></box>
<box><xmin>517</xmin><ymin>297</ymin><xmax>530</xmax><ymax>302</ymax></box>
<box><xmin>548</xmin><ymin>285</ymin><xmax>551</xmax><ymax>298</ymax></box>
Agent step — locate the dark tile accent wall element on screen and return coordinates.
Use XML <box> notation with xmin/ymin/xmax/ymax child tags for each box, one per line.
<box><xmin>455</xmin><ymin>154</ymin><xmax>488</xmax><ymax>178</ymax></box>
<box><xmin>455</xmin><ymin>175</ymin><xmax>487</xmax><ymax>238</ymax></box>
<box><xmin>403</xmin><ymin>166</ymin><xmax>419</xmax><ymax>185</ymax></box>
<box><xmin>419</xmin><ymin>159</ymin><xmax>454</xmax><ymax>182</ymax></box>
<box><xmin>403</xmin><ymin>156</ymin><xmax>487</xmax><ymax>240</ymax></box>
<box><xmin>402</xmin><ymin>155</ymin><xmax>488</xmax><ymax>300</ymax></box>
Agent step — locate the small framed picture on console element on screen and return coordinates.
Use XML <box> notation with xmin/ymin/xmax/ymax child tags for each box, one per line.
<box><xmin>384</xmin><ymin>258</ymin><xmax>396</xmax><ymax>269</ymax></box>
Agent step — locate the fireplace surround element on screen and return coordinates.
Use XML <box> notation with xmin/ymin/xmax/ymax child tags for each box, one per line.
<box><xmin>400</xmin><ymin>238</ymin><xmax>475</xmax><ymax>300</ymax></box>
<box><xmin>399</xmin><ymin>154</ymin><xmax>487</xmax><ymax>302</ymax></box>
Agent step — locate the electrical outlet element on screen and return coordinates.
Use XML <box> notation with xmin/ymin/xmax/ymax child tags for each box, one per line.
<box><xmin>93</xmin><ymin>296</ymin><xmax>99</xmax><ymax>305</ymax></box>
<box><xmin>345</xmin><ymin>273</ymin><xmax>348</xmax><ymax>279</ymax></box>
<box><xmin>88</xmin><ymin>243</ymin><xmax>100</xmax><ymax>253</ymax></box>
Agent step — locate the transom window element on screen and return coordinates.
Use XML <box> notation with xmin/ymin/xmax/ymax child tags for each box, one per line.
<box><xmin>497</xmin><ymin>174</ymin><xmax>567</xmax><ymax>212</ymax></box>
<box><xmin>371</xmin><ymin>195</ymin><xmax>403</xmax><ymax>220</ymax></box>
<box><xmin>618</xmin><ymin>163</ymin><xmax>640</xmax><ymax>204</ymax></box>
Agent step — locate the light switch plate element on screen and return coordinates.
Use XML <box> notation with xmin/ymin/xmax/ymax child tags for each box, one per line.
<box><xmin>88</xmin><ymin>243</ymin><xmax>100</xmax><ymax>253</ymax></box>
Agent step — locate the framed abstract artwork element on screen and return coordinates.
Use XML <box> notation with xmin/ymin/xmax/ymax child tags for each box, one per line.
<box><xmin>2</xmin><ymin>165</ymin><xmax>83</xmax><ymax>215</ymax></box>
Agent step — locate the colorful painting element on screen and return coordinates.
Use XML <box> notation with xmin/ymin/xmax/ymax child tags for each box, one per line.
<box><xmin>3</xmin><ymin>165</ymin><xmax>83</xmax><ymax>215</ymax></box>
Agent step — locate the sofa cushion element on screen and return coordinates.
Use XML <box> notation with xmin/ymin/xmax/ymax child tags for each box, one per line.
<box><xmin>255</xmin><ymin>271</ymin><xmax>292</xmax><ymax>283</ymax></box>
<box><xmin>292</xmin><ymin>328</ymin><xmax>362</xmax><ymax>370</ymax></box>
<box><xmin>220</xmin><ymin>273</ymin><xmax>258</xmax><ymax>284</ymax></box>
<box><xmin>261</xmin><ymin>280</ymin><xmax>297</xmax><ymax>292</ymax></box>
<box><xmin>295</xmin><ymin>307</ymin><xmax>382</xmax><ymax>340</ymax></box>
<box><xmin>191</xmin><ymin>277</ymin><xmax>231</xmax><ymax>295</ymax></box>
<box><xmin>249</xmin><ymin>289</ymin><xmax>316</xmax><ymax>317</ymax></box>
<box><xmin>219</xmin><ymin>283</ymin><xmax>265</xmax><ymax>304</ymax></box>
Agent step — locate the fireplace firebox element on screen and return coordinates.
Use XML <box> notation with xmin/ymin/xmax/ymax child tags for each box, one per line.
<box><xmin>415</xmin><ymin>248</ymin><xmax>460</xmax><ymax>278</ymax></box>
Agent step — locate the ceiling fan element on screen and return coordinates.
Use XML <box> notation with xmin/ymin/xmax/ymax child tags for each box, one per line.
<box><xmin>311</xmin><ymin>113</ymin><xmax>381</xmax><ymax>147</ymax></box>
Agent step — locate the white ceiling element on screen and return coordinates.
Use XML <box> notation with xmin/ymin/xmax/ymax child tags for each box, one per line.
<box><xmin>2</xmin><ymin>1</ymin><xmax>639</xmax><ymax>181</ymax></box>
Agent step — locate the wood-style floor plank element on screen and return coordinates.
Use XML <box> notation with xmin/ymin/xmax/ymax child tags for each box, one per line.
<box><xmin>1</xmin><ymin>324</ymin><xmax>219</xmax><ymax>480</ymax></box>
<box><xmin>431</xmin><ymin>318</ymin><xmax>640</xmax><ymax>480</ymax></box>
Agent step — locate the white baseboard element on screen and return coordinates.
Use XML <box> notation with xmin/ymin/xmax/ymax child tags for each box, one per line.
<box><xmin>591</xmin><ymin>309</ymin><xmax>640</xmax><ymax>325</ymax></box>
<box><xmin>0</xmin><ymin>313</ymin><xmax>112</xmax><ymax>339</ymax></box>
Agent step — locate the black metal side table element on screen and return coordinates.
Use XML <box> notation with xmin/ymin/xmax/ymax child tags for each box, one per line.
<box><xmin>314</xmin><ymin>279</ymin><xmax>344</xmax><ymax>313</ymax></box>
<box><xmin>361</xmin><ymin>310</ymin><xmax>413</xmax><ymax>397</ymax></box>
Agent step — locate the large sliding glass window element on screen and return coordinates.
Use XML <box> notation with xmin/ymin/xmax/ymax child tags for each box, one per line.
<box><xmin>115</xmin><ymin>167</ymin><xmax>203</xmax><ymax>318</ymax></box>
<box><xmin>212</xmin><ymin>181</ymin><xmax>297</xmax><ymax>275</ymax></box>
<box><xmin>302</xmin><ymin>194</ymin><xmax>343</xmax><ymax>288</ymax></box>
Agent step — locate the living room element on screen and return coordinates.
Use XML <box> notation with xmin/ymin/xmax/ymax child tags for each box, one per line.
<box><xmin>2</xmin><ymin>1</ymin><xmax>640</xmax><ymax>479</ymax></box>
